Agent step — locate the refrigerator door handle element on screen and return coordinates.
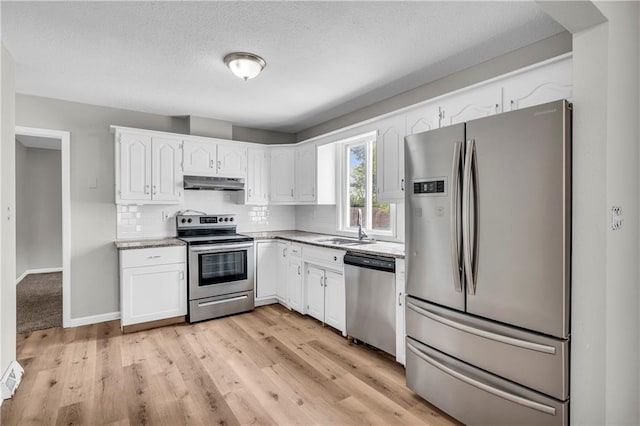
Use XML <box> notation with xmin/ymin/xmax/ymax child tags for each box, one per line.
<box><xmin>406</xmin><ymin>341</ymin><xmax>557</xmax><ymax>416</ymax></box>
<box><xmin>450</xmin><ymin>141</ymin><xmax>463</xmax><ymax>293</ymax></box>
<box><xmin>406</xmin><ymin>300</ymin><xmax>556</xmax><ymax>354</ymax></box>
<box><xmin>463</xmin><ymin>139</ymin><xmax>477</xmax><ymax>294</ymax></box>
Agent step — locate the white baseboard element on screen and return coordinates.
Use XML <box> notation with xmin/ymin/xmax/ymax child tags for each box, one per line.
<box><xmin>67</xmin><ymin>311</ymin><xmax>120</xmax><ymax>328</ymax></box>
<box><xmin>16</xmin><ymin>267</ymin><xmax>63</xmax><ymax>285</ymax></box>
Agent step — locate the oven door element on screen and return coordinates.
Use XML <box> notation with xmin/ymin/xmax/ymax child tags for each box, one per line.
<box><xmin>188</xmin><ymin>242</ymin><xmax>255</xmax><ymax>300</ymax></box>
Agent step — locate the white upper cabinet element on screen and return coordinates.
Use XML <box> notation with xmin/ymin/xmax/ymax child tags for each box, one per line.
<box><xmin>182</xmin><ymin>139</ymin><xmax>217</xmax><ymax>176</ymax></box>
<box><xmin>183</xmin><ymin>138</ymin><xmax>246</xmax><ymax>178</ymax></box>
<box><xmin>503</xmin><ymin>58</ymin><xmax>573</xmax><ymax>111</ymax></box>
<box><xmin>439</xmin><ymin>84</ymin><xmax>502</xmax><ymax>127</ymax></box>
<box><xmin>216</xmin><ymin>142</ymin><xmax>247</xmax><ymax>178</ymax></box>
<box><xmin>376</xmin><ymin>115</ymin><xmax>406</xmax><ymax>202</ymax></box>
<box><xmin>116</xmin><ymin>130</ymin><xmax>183</xmax><ymax>204</ymax></box>
<box><xmin>118</xmin><ymin>132</ymin><xmax>152</xmax><ymax>202</ymax></box>
<box><xmin>245</xmin><ymin>148</ymin><xmax>270</xmax><ymax>204</ymax></box>
<box><xmin>270</xmin><ymin>148</ymin><xmax>296</xmax><ymax>203</ymax></box>
<box><xmin>151</xmin><ymin>137</ymin><xmax>183</xmax><ymax>202</ymax></box>
<box><xmin>295</xmin><ymin>144</ymin><xmax>317</xmax><ymax>203</ymax></box>
<box><xmin>406</xmin><ymin>103</ymin><xmax>440</xmax><ymax>136</ymax></box>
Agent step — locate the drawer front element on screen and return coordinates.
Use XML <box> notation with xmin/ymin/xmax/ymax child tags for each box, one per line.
<box><xmin>189</xmin><ymin>290</ymin><xmax>254</xmax><ymax>323</ymax></box>
<box><xmin>120</xmin><ymin>246</ymin><xmax>186</xmax><ymax>268</ymax></box>
<box><xmin>407</xmin><ymin>338</ymin><xmax>568</xmax><ymax>426</ymax></box>
<box><xmin>303</xmin><ymin>245</ymin><xmax>345</xmax><ymax>268</ymax></box>
<box><xmin>406</xmin><ymin>297</ymin><xmax>568</xmax><ymax>400</ymax></box>
<box><xmin>288</xmin><ymin>243</ymin><xmax>302</xmax><ymax>258</ymax></box>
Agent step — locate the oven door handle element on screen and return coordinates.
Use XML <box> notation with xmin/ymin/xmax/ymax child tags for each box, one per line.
<box><xmin>189</xmin><ymin>243</ymin><xmax>254</xmax><ymax>253</ymax></box>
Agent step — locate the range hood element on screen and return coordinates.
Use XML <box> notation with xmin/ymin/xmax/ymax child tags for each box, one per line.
<box><xmin>183</xmin><ymin>175</ymin><xmax>245</xmax><ymax>191</ymax></box>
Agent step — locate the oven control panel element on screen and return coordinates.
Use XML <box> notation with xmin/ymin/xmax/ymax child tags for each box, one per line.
<box><xmin>176</xmin><ymin>214</ymin><xmax>236</xmax><ymax>229</ymax></box>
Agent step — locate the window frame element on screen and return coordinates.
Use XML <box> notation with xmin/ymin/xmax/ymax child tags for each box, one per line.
<box><xmin>337</xmin><ymin>131</ymin><xmax>396</xmax><ymax>239</ymax></box>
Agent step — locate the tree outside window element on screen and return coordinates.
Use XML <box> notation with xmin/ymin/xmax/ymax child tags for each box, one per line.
<box><xmin>347</xmin><ymin>140</ymin><xmax>391</xmax><ymax>232</ymax></box>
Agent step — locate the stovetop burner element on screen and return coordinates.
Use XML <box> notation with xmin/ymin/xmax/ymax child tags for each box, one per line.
<box><xmin>176</xmin><ymin>214</ymin><xmax>253</xmax><ymax>245</ymax></box>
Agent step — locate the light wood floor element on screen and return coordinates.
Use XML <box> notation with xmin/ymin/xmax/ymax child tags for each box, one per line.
<box><xmin>1</xmin><ymin>304</ymin><xmax>459</xmax><ymax>425</ymax></box>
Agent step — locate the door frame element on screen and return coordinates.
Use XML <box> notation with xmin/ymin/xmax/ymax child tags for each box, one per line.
<box><xmin>15</xmin><ymin>126</ymin><xmax>71</xmax><ymax>328</ymax></box>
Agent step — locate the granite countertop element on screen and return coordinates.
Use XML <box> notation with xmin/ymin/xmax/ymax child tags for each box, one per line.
<box><xmin>114</xmin><ymin>238</ymin><xmax>186</xmax><ymax>250</ymax></box>
<box><xmin>241</xmin><ymin>230</ymin><xmax>405</xmax><ymax>259</ymax></box>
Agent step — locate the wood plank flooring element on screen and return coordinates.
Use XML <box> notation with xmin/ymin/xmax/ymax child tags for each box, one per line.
<box><xmin>1</xmin><ymin>304</ymin><xmax>459</xmax><ymax>426</ymax></box>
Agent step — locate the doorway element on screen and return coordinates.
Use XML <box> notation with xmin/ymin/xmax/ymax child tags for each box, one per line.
<box><xmin>14</xmin><ymin>127</ymin><xmax>71</xmax><ymax>332</ymax></box>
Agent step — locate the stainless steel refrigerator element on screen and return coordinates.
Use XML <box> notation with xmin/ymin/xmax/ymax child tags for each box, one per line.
<box><xmin>404</xmin><ymin>100</ymin><xmax>571</xmax><ymax>426</ymax></box>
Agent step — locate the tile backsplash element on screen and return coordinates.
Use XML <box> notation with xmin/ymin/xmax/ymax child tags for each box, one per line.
<box><xmin>116</xmin><ymin>191</ymin><xmax>295</xmax><ymax>240</ymax></box>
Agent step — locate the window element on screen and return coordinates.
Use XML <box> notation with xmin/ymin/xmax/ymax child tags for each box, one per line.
<box><xmin>341</xmin><ymin>133</ymin><xmax>395</xmax><ymax>236</ymax></box>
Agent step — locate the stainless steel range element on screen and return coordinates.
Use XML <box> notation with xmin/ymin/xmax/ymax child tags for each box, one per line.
<box><xmin>177</xmin><ymin>214</ymin><xmax>254</xmax><ymax>323</ymax></box>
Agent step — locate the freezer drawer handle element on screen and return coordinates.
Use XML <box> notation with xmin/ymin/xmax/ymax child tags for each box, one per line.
<box><xmin>198</xmin><ymin>295</ymin><xmax>248</xmax><ymax>307</ymax></box>
<box><xmin>407</xmin><ymin>342</ymin><xmax>557</xmax><ymax>416</ymax></box>
<box><xmin>406</xmin><ymin>301</ymin><xmax>556</xmax><ymax>354</ymax></box>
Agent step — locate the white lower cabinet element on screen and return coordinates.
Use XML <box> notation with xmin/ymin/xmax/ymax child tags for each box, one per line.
<box><xmin>256</xmin><ymin>240</ymin><xmax>281</xmax><ymax>301</ymax></box>
<box><xmin>119</xmin><ymin>246</ymin><xmax>187</xmax><ymax>327</ymax></box>
<box><xmin>275</xmin><ymin>241</ymin><xmax>288</xmax><ymax>305</ymax></box>
<box><xmin>395</xmin><ymin>258</ymin><xmax>406</xmax><ymax>366</ymax></box>
<box><xmin>285</xmin><ymin>244</ymin><xmax>303</xmax><ymax>313</ymax></box>
<box><xmin>304</xmin><ymin>262</ymin><xmax>346</xmax><ymax>336</ymax></box>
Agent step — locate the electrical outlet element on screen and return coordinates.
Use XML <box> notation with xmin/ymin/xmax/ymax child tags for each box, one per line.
<box><xmin>161</xmin><ymin>211</ymin><xmax>171</xmax><ymax>222</ymax></box>
<box><xmin>611</xmin><ymin>206</ymin><xmax>623</xmax><ymax>230</ymax></box>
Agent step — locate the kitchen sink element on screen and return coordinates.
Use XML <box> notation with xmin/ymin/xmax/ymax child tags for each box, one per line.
<box><xmin>316</xmin><ymin>237</ymin><xmax>376</xmax><ymax>246</ymax></box>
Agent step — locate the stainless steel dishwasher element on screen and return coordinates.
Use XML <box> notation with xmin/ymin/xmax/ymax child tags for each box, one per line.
<box><xmin>344</xmin><ymin>252</ymin><xmax>396</xmax><ymax>356</ymax></box>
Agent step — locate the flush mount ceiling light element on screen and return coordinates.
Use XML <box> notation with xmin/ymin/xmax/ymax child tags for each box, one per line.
<box><xmin>224</xmin><ymin>52</ymin><xmax>266</xmax><ymax>81</ymax></box>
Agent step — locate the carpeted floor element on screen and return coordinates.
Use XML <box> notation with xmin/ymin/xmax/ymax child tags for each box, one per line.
<box><xmin>17</xmin><ymin>272</ymin><xmax>62</xmax><ymax>334</ymax></box>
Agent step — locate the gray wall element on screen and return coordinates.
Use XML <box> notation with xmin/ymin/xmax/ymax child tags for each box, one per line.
<box><xmin>15</xmin><ymin>95</ymin><xmax>191</xmax><ymax>319</ymax></box>
<box><xmin>15</xmin><ymin>143</ymin><xmax>62</xmax><ymax>279</ymax></box>
<box><xmin>233</xmin><ymin>126</ymin><xmax>296</xmax><ymax>144</ymax></box>
<box><xmin>1</xmin><ymin>42</ymin><xmax>17</xmax><ymax>376</ymax></box>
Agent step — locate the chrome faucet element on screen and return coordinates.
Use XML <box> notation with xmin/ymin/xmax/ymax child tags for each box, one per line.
<box><xmin>356</xmin><ymin>208</ymin><xmax>369</xmax><ymax>241</ymax></box>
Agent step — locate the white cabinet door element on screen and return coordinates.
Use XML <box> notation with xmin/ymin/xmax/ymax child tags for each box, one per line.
<box><xmin>183</xmin><ymin>139</ymin><xmax>217</xmax><ymax>176</ymax></box>
<box><xmin>256</xmin><ymin>241</ymin><xmax>279</xmax><ymax>299</ymax></box>
<box><xmin>406</xmin><ymin>103</ymin><xmax>440</xmax><ymax>135</ymax></box>
<box><xmin>295</xmin><ymin>144</ymin><xmax>316</xmax><ymax>203</ymax></box>
<box><xmin>306</xmin><ymin>265</ymin><xmax>325</xmax><ymax>322</ymax></box>
<box><xmin>503</xmin><ymin>59</ymin><xmax>573</xmax><ymax>111</ymax></box>
<box><xmin>276</xmin><ymin>241</ymin><xmax>288</xmax><ymax>305</ymax></box>
<box><xmin>121</xmin><ymin>263</ymin><xmax>187</xmax><ymax>326</ymax></box>
<box><xmin>270</xmin><ymin>148</ymin><xmax>295</xmax><ymax>203</ymax></box>
<box><xmin>286</xmin><ymin>257</ymin><xmax>303</xmax><ymax>313</ymax></box>
<box><xmin>440</xmin><ymin>84</ymin><xmax>502</xmax><ymax>127</ymax></box>
<box><xmin>118</xmin><ymin>132</ymin><xmax>152</xmax><ymax>201</ymax></box>
<box><xmin>217</xmin><ymin>143</ymin><xmax>247</xmax><ymax>178</ymax></box>
<box><xmin>151</xmin><ymin>137</ymin><xmax>183</xmax><ymax>203</ymax></box>
<box><xmin>395</xmin><ymin>259</ymin><xmax>406</xmax><ymax>366</ymax></box>
<box><xmin>324</xmin><ymin>270</ymin><xmax>345</xmax><ymax>335</ymax></box>
<box><xmin>377</xmin><ymin>115</ymin><xmax>406</xmax><ymax>201</ymax></box>
<box><xmin>246</xmin><ymin>148</ymin><xmax>270</xmax><ymax>204</ymax></box>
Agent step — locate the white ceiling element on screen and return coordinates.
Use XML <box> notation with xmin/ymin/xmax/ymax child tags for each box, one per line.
<box><xmin>2</xmin><ymin>1</ymin><xmax>564</xmax><ymax>134</ymax></box>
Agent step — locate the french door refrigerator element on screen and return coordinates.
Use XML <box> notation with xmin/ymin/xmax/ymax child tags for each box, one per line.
<box><xmin>404</xmin><ymin>100</ymin><xmax>571</xmax><ymax>426</ymax></box>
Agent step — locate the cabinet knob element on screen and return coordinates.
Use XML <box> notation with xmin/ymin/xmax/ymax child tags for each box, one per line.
<box><xmin>334</xmin><ymin>256</ymin><xmax>337</xmax><ymax>261</ymax></box>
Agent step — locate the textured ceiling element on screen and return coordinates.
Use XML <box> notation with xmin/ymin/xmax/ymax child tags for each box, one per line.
<box><xmin>2</xmin><ymin>1</ymin><xmax>564</xmax><ymax>133</ymax></box>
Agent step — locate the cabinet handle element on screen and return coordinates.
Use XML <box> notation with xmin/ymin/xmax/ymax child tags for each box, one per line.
<box><xmin>283</xmin><ymin>247</ymin><xmax>287</xmax><ymax>258</ymax></box>
<box><xmin>179</xmin><ymin>271</ymin><xmax>185</xmax><ymax>280</ymax></box>
<box><xmin>152</xmin><ymin>185</ymin><xmax>157</xmax><ymax>195</ymax></box>
<box><xmin>324</xmin><ymin>276</ymin><xmax>328</xmax><ymax>287</ymax></box>
<box><xmin>401</xmin><ymin>178</ymin><xmax>405</xmax><ymax>191</ymax></box>
<box><xmin>145</xmin><ymin>184</ymin><xmax>150</xmax><ymax>195</ymax></box>
<box><xmin>217</xmin><ymin>160</ymin><xmax>222</xmax><ymax>169</ymax></box>
<box><xmin>248</xmin><ymin>188</ymin><xmax>252</xmax><ymax>197</ymax></box>
<box><xmin>398</xmin><ymin>292</ymin><xmax>403</xmax><ymax>306</ymax></box>
<box><xmin>290</xmin><ymin>188</ymin><xmax>294</xmax><ymax>197</ymax></box>
<box><xmin>298</xmin><ymin>265</ymin><xmax>301</xmax><ymax>275</ymax></box>
<box><xmin>210</xmin><ymin>159</ymin><xmax>214</xmax><ymax>168</ymax></box>
<box><xmin>148</xmin><ymin>255</ymin><xmax>161</xmax><ymax>259</ymax></box>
